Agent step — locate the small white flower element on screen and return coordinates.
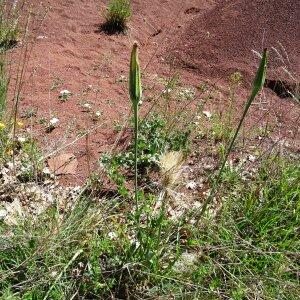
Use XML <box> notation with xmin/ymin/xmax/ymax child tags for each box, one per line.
<box><xmin>60</xmin><ymin>89</ymin><xmax>71</xmax><ymax>96</ymax></box>
<box><xmin>203</xmin><ymin>111</ymin><xmax>212</xmax><ymax>119</ymax></box>
<box><xmin>18</xmin><ymin>136</ymin><xmax>26</xmax><ymax>143</ymax></box>
<box><xmin>49</xmin><ymin>117</ymin><xmax>59</xmax><ymax>125</ymax></box>
<box><xmin>248</xmin><ymin>155</ymin><xmax>256</xmax><ymax>162</ymax></box>
<box><xmin>186</xmin><ymin>181</ymin><xmax>197</xmax><ymax>190</ymax></box>
<box><xmin>108</xmin><ymin>231</ymin><xmax>117</xmax><ymax>239</ymax></box>
<box><xmin>50</xmin><ymin>271</ymin><xmax>58</xmax><ymax>278</ymax></box>
<box><xmin>162</xmin><ymin>88</ymin><xmax>172</xmax><ymax>94</ymax></box>
<box><xmin>42</xmin><ymin>167</ymin><xmax>51</xmax><ymax>175</ymax></box>
<box><xmin>95</xmin><ymin>110</ymin><xmax>102</xmax><ymax>117</ymax></box>
<box><xmin>83</xmin><ymin>103</ymin><xmax>92</xmax><ymax>109</ymax></box>
<box><xmin>59</xmin><ymin>90</ymin><xmax>72</xmax><ymax>102</ymax></box>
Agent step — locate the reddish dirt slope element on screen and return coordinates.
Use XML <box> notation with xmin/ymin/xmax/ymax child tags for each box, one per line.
<box><xmin>169</xmin><ymin>0</ymin><xmax>300</xmax><ymax>80</ymax></box>
<box><xmin>12</xmin><ymin>0</ymin><xmax>216</xmax><ymax>184</ymax></box>
<box><xmin>8</xmin><ymin>0</ymin><xmax>299</xmax><ymax>185</ymax></box>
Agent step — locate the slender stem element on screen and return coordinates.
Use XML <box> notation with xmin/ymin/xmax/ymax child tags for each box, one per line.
<box><xmin>195</xmin><ymin>48</ymin><xmax>268</xmax><ymax>223</ymax></box>
<box><xmin>134</xmin><ymin>105</ymin><xmax>138</xmax><ymax>211</ymax></box>
<box><xmin>196</xmin><ymin>92</ymin><xmax>256</xmax><ymax>223</ymax></box>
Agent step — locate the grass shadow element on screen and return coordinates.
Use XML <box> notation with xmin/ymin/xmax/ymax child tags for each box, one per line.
<box><xmin>95</xmin><ymin>22</ymin><xmax>128</xmax><ymax>35</ymax></box>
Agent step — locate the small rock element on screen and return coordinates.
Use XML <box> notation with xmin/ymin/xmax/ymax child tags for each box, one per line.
<box><xmin>48</xmin><ymin>153</ymin><xmax>78</xmax><ymax>176</ymax></box>
<box><xmin>203</xmin><ymin>164</ymin><xmax>214</xmax><ymax>171</ymax></box>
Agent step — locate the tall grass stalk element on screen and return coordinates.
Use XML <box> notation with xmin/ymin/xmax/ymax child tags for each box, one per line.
<box><xmin>196</xmin><ymin>49</ymin><xmax>268</xmax><ymax>222</ymax></box>
<box><xmin>129</xmin><ymin>42</ymin><xmax>142</xmax><ymax>210</ymax></box>
<box><xmin>0</xmin><ymin>56</ymin><xmax>8</xmax><ymax>119</ymax></box>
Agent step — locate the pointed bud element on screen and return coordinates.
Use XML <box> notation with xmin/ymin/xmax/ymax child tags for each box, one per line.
<box><xmin>129</xmin><ymin>42</ymin><xmax>142</xmax><ymax>108</ymax></box>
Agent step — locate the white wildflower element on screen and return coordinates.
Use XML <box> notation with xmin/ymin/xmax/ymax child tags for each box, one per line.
<box><xmin>49</xmin><ymin>117</ymin><xmax>59</xmax><ymax>126</ymax></box>
<box><xmin>186</xmin><ymin>181</ymin><xmax>197</xmax><ymax>190</ymax></box>
<box><xmin>95</xmin><ymin>110</ymin><xmax>102</xmax><ymax>117</ymax></box>
<box><xmin>60</xmin><ymin>89</ymin><xmax>71</xmax><ymax>96</ymax></box>
<box><xmin>108</xmin><ymin>232</ymin><xmax>117</xmax><ymax>239</ymax></box>
<box><xmin>18</xmin><ymin>136</ymin><xmax>26</xmax><ymax>143</ymax></box>
<box><xmin>248</xmin><ymin>155</ymin><xmax>256</xmax><ymax>162</ymax></box>
<box><xmin>203</xmin><ymin>111</ymin><xmax>212</xmax><ymax>119</ymax></box>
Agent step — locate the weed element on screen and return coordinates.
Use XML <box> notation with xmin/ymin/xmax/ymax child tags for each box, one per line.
<box><xmin>50</xmin><ymin>76</ymin><xmax>65</xmax><ymax>91</ymax></box>
<box><xmin>129</xmin><ymin>42</ymin><xmax>142</xmax><ymax>208</ymax></box>
<box><xmin>101</xmin><ymin>114</ymin><xmax>190</xmax><ymax>185</ymax></box>
<box><xmin>103</xmin><ymin>0</ymin><xmax>131</xmax><ymax>34</ymax></box>
<box><xmin>59</xmin><ymin>89</ymin><xmax>72</xmax><ymax>102</ymax></box>
<box><xmin>0</xmin><ymin>1</ymin><xmax>19</xmax><ymax>52</ymax></box>
<box><xmin>20</xmin><ymin>107</ymin><xmax>38</xmax><ymax>119</ymax></box>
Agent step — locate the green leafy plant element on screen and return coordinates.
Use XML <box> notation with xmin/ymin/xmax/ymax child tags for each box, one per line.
<box><xmin>104</xmin><ymin>0</ymin><xmax>131</xmax><ymax>33</ymax></box>
<box><xmin>100</xmin><ymin>114</ymin><xmax>189</xmax><ymax>189</ymax></box>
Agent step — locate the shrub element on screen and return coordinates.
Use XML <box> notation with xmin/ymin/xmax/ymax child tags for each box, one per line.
<box><xmin>104</xmin><ymin>0</ymin><xmax>131</xmax><ymax>33</ymax></box>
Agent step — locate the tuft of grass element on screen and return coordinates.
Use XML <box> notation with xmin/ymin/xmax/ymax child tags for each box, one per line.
<box><xmin>0</xmin><ymin>1</ymin><xmax>19</xmax><ymax>52</ymax></box>
<box><xmin>103</xmin><ymin>0</ymin><xmax>131</xmax><ymax>34</ymax></box>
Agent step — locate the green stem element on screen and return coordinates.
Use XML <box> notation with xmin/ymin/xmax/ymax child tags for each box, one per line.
<box><xmin>196</xmin><ymin>92</ymin><xmax>256</xmax><ymax>223</ymax></box>
<box><xmin>195</xmin><ymin>49</ymin><xmax>268</xmax><ymax>224</ymax></box>
<box><xmin>134</xmin><ymin>105</ymin><xmax>138</xmax><ymax>211</ymax></box>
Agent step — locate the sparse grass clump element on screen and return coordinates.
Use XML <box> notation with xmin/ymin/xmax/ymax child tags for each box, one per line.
<box><xmin>103</xmin><ymin>0</ymin><xmax>131</xmax><ymax>33</ymax></box>
<box><xmin>0</xmin><ymin>1</ymin><xmax>19</xmax><ymax>52</ymax></box>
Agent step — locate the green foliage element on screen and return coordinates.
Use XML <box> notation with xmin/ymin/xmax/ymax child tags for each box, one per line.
<box><xmin>0</xmin><ymin>158</ymin><xmax>299</xmax><ymax>299</ymax></box>
<box><xmin>198</xmin><ymin>159</ymin><xmax>300</xmax><ymax>299</ymax></box>
<box><xmin>18</xmin><ymin>138</ymin><xmax>44</xmax><ymax>182</ymax></box>
<box><xmin>101</xmin><ymin>114</ymin><xmax>190</xmax><ymax>178</ymax></box>
<box><xmin>104</xmin><ymin>0</ymin><xmax>131</xmax><ymax>33</ymax></box>
<box><xmin>0</xmin><ymin>1</ymin><xmax>19</xmax><ymax>52</ymax></box>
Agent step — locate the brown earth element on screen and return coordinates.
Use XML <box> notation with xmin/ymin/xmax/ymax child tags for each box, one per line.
<box><xmin>7</xmin><ymin>0</ymin><xmax>300</xmax><ymax>185</ymax></box>
<box><xmin>169</xmin><ymin>0</ymin><xmax>300</xmax><ymax>80</ymax></box>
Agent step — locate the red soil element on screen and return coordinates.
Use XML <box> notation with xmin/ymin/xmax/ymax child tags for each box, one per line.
<box><xmin>169</xmin><ymin>0</ymin><xmax>300</xmax><ymax>80</ymax></box>
<box><xmin>8</xmin><ymin>0</ymin><xmax>300</xmax><ymax>185</ymax></box>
